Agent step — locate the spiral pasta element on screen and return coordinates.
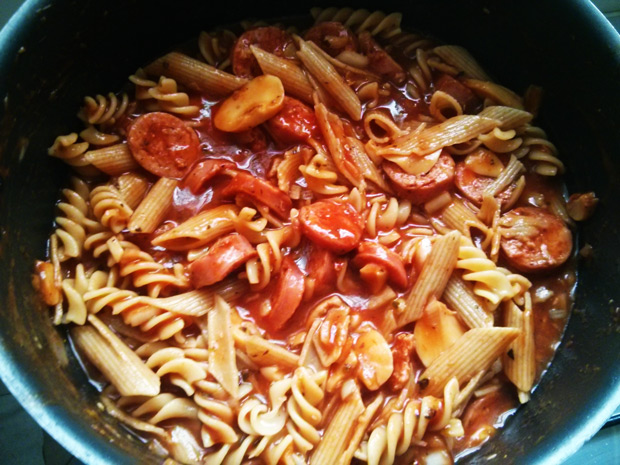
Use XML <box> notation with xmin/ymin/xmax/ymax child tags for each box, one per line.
<box><xmin>83</xmin><ymin>287</ymin><xmax>188</xmax><ymax>341</ymax></box>
<box><xmin>78</xmin><ymin>92</ymin><xmax>129</xmax><ymax>126</ymax></box>
<box><xmin>195</xmin><ymin>392</ymin><xmax>239</xmax><ymax>447</ymax></box>
<box><xmin>143</xmin><ymin>345</ymin><xmax>209</xmax><ymax>396</ymax></box>
<box><xmin>146</xmin><ymin>76</ymin><xmax>200</xmax><ymax>116</ymax></box>
<box><xmin>244</xmin><ymin>224</ymin><xmax>300</xmax><ymax>291</ymax></box>
<box><xmin>119</xmin><ymin>248</ymin><xmax>189</xmax><ymax>298</ymax></box>
<box><xmin>198</xmin><ymin>29</ymin><xmax>236</xmax><ymax>69</ymax></box>
<box><xmin>299</xmin><ymin>152</ymin><xmax>349</xmax><ymax>195</ymax></box>
<box><xmin>59</xmin><ymin>264</ymin><xmax>115</xmax><ymax>325</ymax></box>
<box><xmin>48</xmin><ymin>132</ymin><xmax>98</xmax><ymax>176</ymax></box>
<box><xmin>311</xmin><ymin>8</ymin><xmax>403</xmax><ymax>39</ymax></box>
<box><xmin>456</xmin><ymin>237</ymin><xmax>530</xmax><ymax>306</ymax></box>
<box><xmin>117</xmin><ymin>392</ymin><xmax>199</xmax><ymax>425</ymax></box>
<box><xmin>365</xmin><ymin>195</ymin><xmax>412</xmax><ymax>238</ymax></box>
<box><xmin>53</xmin><ymin>179</ymin><xmax>102</xmax><ymax>262</ymax></box>
<box><xmin>285</xmin><ymin>367</ymin><xmax>327</xmax><ymax>455</ymax></box>
<box><xmin>89</xmin><ymin>184</ymin><xmax>133</xmax><ymax>234</ymax></box>
<box><xmin>84</xmin><ymin>231</ymin><xmax>138</xmax><ymax>266</ymax></box>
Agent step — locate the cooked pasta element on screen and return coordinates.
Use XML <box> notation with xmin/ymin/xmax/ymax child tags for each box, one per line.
<box><xmin>78</xmin><ymin>92</ymin><xmax>129</xmax><ymax>126</ymax></box>
<box><xmin>35</xmin><ymin>10</ymin><xmax>583</xmax><ymax>465</ymax></box>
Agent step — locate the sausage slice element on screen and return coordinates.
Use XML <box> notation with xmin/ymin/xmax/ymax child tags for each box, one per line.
<box><xmin>299</xmin><ymin>200</ymin><xmax>364</xmax><ymax>254</ymax></box>
<box><xmin>455</xmin><ymin>161</ymin><xmax>517</xmax><ymax>208</ymax></box>
<box><xmin>189</xmin><ymin>233</ymin><xmax>257</xmax><ymax>287</ymax></box>
<box><xmin>266</xmin><ymin>97</ymin><xmax>321</xmax><ymax>146</ymax></box>
<box><xmin>232</xmin><ymin>26</ymin><xmax>295</xmax><ymax>78</ymax></box>
<box><xmin>182</xmin><ymin>159</ymin><xmax>236</xmax><ymax>194</ymax></box>
<box><xmin>383</xmin><ymin>151</ymin><xmax>455</xmax><ymax>205</ymax></box>
<box><xmin>128</xmin><ymin>112</ymin><xmax>201</xmax><ymax>178</ymax></box>
<box><xmin>304</xmin><ymin>22</ymin><xmax>358</xmax><ymax>57</ymax></box>
<box><xmin>500</xmin><ymin>207</ymin><xmax>572</xmax><ymax>273</ymax></box>
<box><xmin>264</xmin><ymin>256</ymin><xmax>305</xmax><ymax>331</ymax></box>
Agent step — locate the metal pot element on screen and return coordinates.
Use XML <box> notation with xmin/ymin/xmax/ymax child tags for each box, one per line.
<box><xmin>0</xmin><ymin>1</ymin><xmax>618</xmax><ymax>463</ymax></box>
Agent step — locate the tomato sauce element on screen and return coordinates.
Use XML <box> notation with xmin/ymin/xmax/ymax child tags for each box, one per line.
<box><xmin>46</xmin><ymin>13</ymin><xmax>584</xmax><ymax>465</ymax></box>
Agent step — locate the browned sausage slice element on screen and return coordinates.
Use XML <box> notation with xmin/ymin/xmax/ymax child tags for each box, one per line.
<box><xmin>434</xmin><ymin>74</ymin><xmax>481</xmax><ymax>114</ymax></box>
<box><xmin>455</xmin><ymin>161</ymin><xmax>516</xmax><ymax>208</ymax></box>
<box><xmin>189</xmin><ymin>233</ymin><xmax>257</xmax><ymax>287</ymax></box>
<box><xmin>500</xmin><ymin>207</ymin><xmax>572</xmax><ymax>273</ymax></box>
<box><xmin>383</xmin><ymin>151</ymin><xmax>455</xmax><ymax>205</ymax></box>
<box><xmin>358</xmin><ymin>31</ymin><xmax>406</xmax><ymax>83</ymax></box>
<box><xmin>353</xmin><ymin>242</ymin><xmax>408</xmax><ymax>288</ymax></box>
<box><xmin>232</xmin><ymin>26</ymin><xmax>295</xmax><ymax>78</ymax></box>
<box><xmin>266</xmin><ymin>97</ymin><xmax>321</xmax><ymax>146</ymax></box>
<box><xmin>264</xmin><ymin>256</ymin><xmax>305</xmax><ymax>331</ymax></box>
<box><xmin>299</xmin><ymin>200</ymin><xmax>363</xmax><ymax>254</ymax></box>
<box><xmin>304</xmin><ymin>22</ymin><xmax>358</xmax><ymax>56</ymax></box>
<box><xmin>305</xmin><ymin>245</ymin><xmax>336</xmax><ymax>297</ymax></box>
<box><xmin>128</xmin><ymin>112</ymin><xmax>201</xmax><ymax>178</ymax></box>
<box><xmin>221</xmin><ymin>171</ymin><xmax>292</xmax><ymax>219</ymax></box>
<box><xmin>182</xmin><ymin>159</ymin><xmax>237</xmax><ymax>194</ymax></box>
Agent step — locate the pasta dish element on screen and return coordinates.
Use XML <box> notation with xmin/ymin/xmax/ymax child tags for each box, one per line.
<box><xmin>33</xmin><ymin>8</ymin><xmax>597</xmax><ymax>465</ymax></box>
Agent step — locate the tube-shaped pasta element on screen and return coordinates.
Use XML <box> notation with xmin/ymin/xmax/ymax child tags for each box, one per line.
<box><xmin>377</xmin><ymin>115</ymin><xmax>499</xmax><ymax>157</ymax></box>
<box><xmin>463</xmin><ymin>79</ymin><xmax>523</xmax><ymax>109</ymax></box>
<box><xmin>141</xmin><ymin>289</ymin><xmax>216</xmax><ymax>317</ymax></box>
<box><xmin>398</xmin><ymin>230</ymin><xmax>461</xmax><ymax>326</ymax></box>
<box><xmin>418</xmin><ymin>327</ymin><xmax>520</xmax><ymax>397</ymax></box>
<box><xmin>433</xmin><ymin>45</ymin><xmax>490</xmax><ymax>81</ymax></box>
<box><xmin>314</xmin><ymin>103</ymin><xmax>364</xmax><ymax>188</ymax></box>
<box><xmin>128</xmin><ymin>177</ymin><xmax>178</xmax><ymax>234</ymax></box>
<box><xmin>251</xmin><ymin>46</ymin><xmax>314</xmax><ymax>104</ymax></box>
<box><xmin>84</xmin><ymin>143</ymin><xmax>139</xmax><ymax>175</ymax></box>
<box><xmin>309</xmin><ymin>384</ymin><xmax>365</xmax><ymax>465</ymax></box>
<box><xmin>207</xmin><ymin>296</ymin><xmax>239</xmax><ymax>398</ymax></box>
<box><xmin>297</xmin><ymin>39</ymin><xmax>362</xmax><ymax>121</ymax></box>
<box><xmin>116</xmin><ymin>172</ymin><xmax>149</xmax><ymax>210</ymax></box>
<box><xmin>71</xmin><ymin>315</ymin><xmax>160</xmax><ymax>396</ymax></box>
<box><xmin>145</xmin><ymin>52</ymin><xmax>247</xmax><ymax>95</ymax></box>
<box><xmin>503</xmin><ymin>297</ymin><xmax>536</xmax><ymax>395</ymax></box>
<box><xmin>235</xmin><ymin>330</ymin><xmax>300</xmax><ymax>369</ymax></box>
<box><xmin>151</xmin><ymin>204</ymin><xmax>238</xmax><ymax>250</ymax></box>
<box><xmin>443</xmin><ymin>275</ymin><xmax>493</xmax><ymax>328</ymax></box>
<box><xmin>482</xmin><ymin>155</ymin><xmax>524</xmax><ymax>197</ymax></box>
<box><xmin>478</xmin><ymin>105</ymin><xmax>533</xmax><ymax>130</ymax></box>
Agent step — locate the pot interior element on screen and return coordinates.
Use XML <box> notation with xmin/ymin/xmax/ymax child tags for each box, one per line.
<box><xmin>0</xmin><ymin>1</ymin><xmax>619</xmax><ymax>464</ymax></box>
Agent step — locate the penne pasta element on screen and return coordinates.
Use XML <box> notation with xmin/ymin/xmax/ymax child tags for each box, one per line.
<box><xmin>151</xmin><ymin>204</ymin><xmax>238</xmax><ymax>250</ymax></box>
<box><xmin>419</xmin><ymin>327</ymin><xmax>520</xmax><ymax>397</ymax></box>
<box><xmin>483</xmin><ymin>155</ymin><xmax>524</xmax><ymax>197</ymax></box>
<box><xmin>145</xmin><ymin>52</ymin><xmax>247</xmax><ymax>95</ymax></box>
<box><xmin>84</xmin><ymin>143</ymin><xmax>139</xmax><ymax>175</ymax></box>
<box><xmin>433</xmin><ymin>45</ymin><xmax>491</xmax><ymax>81</ymax></box>
<box><xmin>234</xmin><ymin>328</ymin><xmax>300</xmax><ymax>369</ymax></box>
<box><xmin>297</xmin><ymin>39</ymin><xmax>362</xmax><ymax>121</ymax></box>
<box><xmin>141</xmin><ymin>289</ymin><xmax>216</xmax><ymax>317</ymax></box>
<box><xmin>309</xmin><ymin>384</ymin><xmax>365</xmax><ymax>465</ymax></box>
<box><xmin>479</xmin><ymin>105</ymin><xmax>533</xmax><ymax>130</ymax></box>
<box><xmin>463</xmin><ymin>79</ymin><xmax>524</xmax><ymax>109</ymax></box>
<box><xmin>503</xmin><ymin>296</ymin><xmax>536</xmax><ymax>396</ymax></box>
<box><xmin>251</xmin><ymin>46</ymin><xmax>314</xmax><ymax>104</ymax></box>
<box><xmin>376</xmin><ymin>115</ymin><xmax>500</xmax><ymax>157</ymax></box>
<box><xmin>207</xmin><ymin>296</ymin><xmax>239</xmax><ymax>398</ymax></box>
<box><xmin>314</xmin><ymin>103</ymin><xmax>365</xmax><ymax>188</ymax></box>
<box><xmin>128</xmin><ymin>177</ymin><xmax>178</xmax><ymax>234</ymax></box>
<box><xmin>72</xmin><ymin>315</ymin><xmax>160</xmax><ymax>396</ymax></box>
<box><xmin>443</xmin><ymin>275</ymin><xmax>494</xmax><ymax>328</ymax></box>
<box><xmin>398</xmin><ymin>230</ymin><xmax>461</xmax><ymax>326</ymax></box>
<box><xmin>115</xmin><ymin>172</ymin><xmax>149</xmax><ymax>210</ymax></box>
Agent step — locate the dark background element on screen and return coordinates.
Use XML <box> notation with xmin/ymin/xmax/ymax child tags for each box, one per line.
<box><xmin>0</xmin><ymin>0</ymin><xmax>618</xmax><ymax>464</ymax></box>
